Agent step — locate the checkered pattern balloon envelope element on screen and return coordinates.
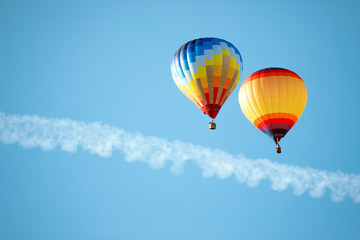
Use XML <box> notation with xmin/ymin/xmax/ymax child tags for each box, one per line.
<box><xmin>171</xmin><ymin>38</ymin><xmax>243</xmax><ymax>119</ymax></box>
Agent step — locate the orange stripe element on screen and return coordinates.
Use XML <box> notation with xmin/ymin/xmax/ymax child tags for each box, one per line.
<box><xmin>224</xmin><ymin>78</ymin><xmax>232</xmax><ymax>89</ymax></box>
<box><xmin>214</xmin><ymin>76</ymin><xmax>221</xmax><ymax>87</ymax></box>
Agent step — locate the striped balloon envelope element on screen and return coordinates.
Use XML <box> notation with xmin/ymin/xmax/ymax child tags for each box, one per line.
<box><xmin>238</xmin><ymin>68</ymin><xmax>307</xmax><ymax>153</ymax></box>
<box><xmin>171</xmin><ymin>38</ymin><xmax>243</xmax><ymax>129</ymax></box>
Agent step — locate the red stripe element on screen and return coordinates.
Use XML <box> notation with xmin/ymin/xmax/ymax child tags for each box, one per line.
<box><xmin>256</xmin><ymin>118</ymin><xmax>295</xmax><ymax>131</ymax></box>
<box><xmin>254</xmin><ymin>113</ymin><xmax>298</xmax><ymax>127</ymax></box>
<box><xmin>218</xmin><ymin>89</ymin><xmax>227</xmax><ymax>104</ymax></box>
<box><xmin>213</xmin><ymin>87</ymin><xmax>218</xmax><ymax>103</ymax></box>
<box><xmin>205</xmin><ymin>93</ymin><xmax>210</xmax><ymax>104</ymax></box>
<box><xmin>241</xmin><ymin>68</ymin><xmax>302</xmax><ymax>87</ymax></box>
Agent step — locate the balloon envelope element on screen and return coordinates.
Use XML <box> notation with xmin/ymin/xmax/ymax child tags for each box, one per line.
<box><xmin>238</xmin><ymin>68</ymin><xmax>307</xmax><ymax>143</ymax></box>
<box><xmin>171</xmin><ymin>38</ymin><xmax>243</xmax><ymax>119</ymax></box>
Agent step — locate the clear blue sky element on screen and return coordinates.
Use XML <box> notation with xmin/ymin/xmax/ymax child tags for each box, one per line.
<box><xmin>1</xmin><ymin>0</ymin><xmax>360</xmax><ymax>239</ymax></box>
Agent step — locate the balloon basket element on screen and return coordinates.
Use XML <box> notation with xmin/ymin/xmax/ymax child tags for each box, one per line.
<box><xmin>209</xmin><ymin>120</ymin><xmax>216</xmax><ymax>130</ymax></box>
<box><xmin>276</xmin><ymin>145</ymin><xmax>281</xmax><ymax>154</ymax></box>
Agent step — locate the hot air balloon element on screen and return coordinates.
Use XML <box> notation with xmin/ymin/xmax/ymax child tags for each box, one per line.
<box><xmin>171</xmin><ymin>38</ymin><xmax>243</xmax><ymax>130</ymax></box>
<box><xmin>238</xmin><ymin>68</ymin><xmax>307</xmax><ymax>153</ymax></box>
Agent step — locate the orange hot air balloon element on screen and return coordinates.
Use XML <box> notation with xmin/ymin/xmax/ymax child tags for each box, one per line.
<box><xmin>238</xmin><ymin>68</ymin><xmax>307</xmax><ymax>153</ymax></box>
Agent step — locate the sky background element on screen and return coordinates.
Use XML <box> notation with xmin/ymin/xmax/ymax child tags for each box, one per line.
<box><xmin>1</xmin><ymin>0</ymin><xmax>360</xmax><ymax>239</ymax></box>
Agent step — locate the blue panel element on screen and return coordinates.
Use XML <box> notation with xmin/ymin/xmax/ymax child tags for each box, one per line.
<box><xmin>203</xmin><ymin>39</ymin><xmax>213</xmax><ymax>50</ymax></box>
<box><xmin>187</xmin><ymin>43</ymin><xmax>196</xmax><ymax>63</ymax></box>
<box><xmin>188</xmin><ymin>52</ymin><xmax>196</xmax><ymax>63</ymax></box>
<box><xmin>187</xmin><ymin>42</ymin><xmax>195</xmax><ymax>53</ymax></box>
<box><xmin>195</xmin><ymin>39</ymin><xmax>204</xmax><ymax>56</ymax></box>
<box><xmin>180</xmin><ymin>50</ymin><xmax>190</xmax><ymax>71</ymax></box>
<box><xmin>210</xmin><ymin>38</ymin><xmax>222</xmax><ymax>46</ymax></box>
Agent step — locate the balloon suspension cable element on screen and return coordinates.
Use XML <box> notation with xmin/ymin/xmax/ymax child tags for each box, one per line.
<box><xmin>275</xmin><ymin>137</ymin><xmax>281</xmax><ymax>154</ymax></box>
<box><xmin>209</xmin><ymin>119</ymin><xmax>216</xmax><ymax>130</ymax></box>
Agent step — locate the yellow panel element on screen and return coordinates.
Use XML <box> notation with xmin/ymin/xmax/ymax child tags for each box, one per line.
<box><xmin>251</xmin><ymin>78</ymin><xmax>267</xmax><ymax>122</ymax></box>
<box><xmin>226</xmin><ymin>67</ymin><xmax>235</xmax><ymax>79</ymax></box>
<box><xmin>239</xmin><ymin>86</ymin><xmax>257</xmax><ymax>122</ymax></box>
<box><xmin>214</xmin><ymin>65</ymin><xmax>222</xmax><ymax>77</ymax></box>
<box><xmin>197</xmin><ymin>66</ymin><xmax>206</xmax><ymax>78</ymax></box>
<box><xmin>234</xmin><ymin>72</ymin><xmax>241</xmax><ymax>84</ymax></box>
<box><xmin>214</xmin><ymin>55</ymin><xmax>222</xmax><ymax>65</ymax></box>
<box><xmin>200</xmin><ymin>78</ymin><xmax>208</xmax><ymax>88</ymax></box>
<box><xmin>222</xmin><ymin>50</ymin><xmax>230</xmax><ymax>56</ymax></box>
<box><xmin>187</xmin><ymin>81</ymin><xmax>200</xmax><ymax>100</ymax></box>
<box><xmin>245</xmin><ymin>83</ymin><xmax>263</xmax><ymax>121</ymax></box>
<box><xmin>205</xmin><ymin>59</ymin><xmax>214</xmax><ymax>65</ymax></box>
<box><xmin>189</xmin><ymin>80</ymin><xmax>196</xmax><ymax>89</ymax></box>
<box><xmin>229</xmin><ymin>56</ymin><xmax>236</xmax><ymax>68</ymax></box>
<box><xmin>292</xmin><ymin>82</ymin><xmax>308</xmax><ymax>118</ymax></box>
<box><xmin>283</xmin><ymin>75</ymin><xmax>295</xmax><ymax>114</ymax></box>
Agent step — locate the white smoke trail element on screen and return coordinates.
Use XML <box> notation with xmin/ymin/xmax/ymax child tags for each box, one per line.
<box><xmin>0</xmin><ymin>111</ymin><xmax>359</xmax><ymax>203</ymax></box>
